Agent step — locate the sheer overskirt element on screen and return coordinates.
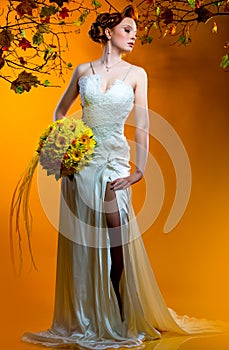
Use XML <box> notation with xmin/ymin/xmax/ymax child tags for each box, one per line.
<box><xmin>22</xmin><ymin>137</ymin><xmax>229</xmax><ymax>349</ymax></box>
<box><xmin>22</xmin><ymin>74</ymin><xmax>229</xmax><ymax>349</ymax></box>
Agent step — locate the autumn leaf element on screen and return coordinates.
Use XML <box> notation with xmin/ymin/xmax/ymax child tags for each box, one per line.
<box><xmin>188</xmin><ymin>0</ymin><xmax>195</xmax><ymax>9</ymax></box>
<box><xmin>0</xmin><ymin>49</ymin><xmax>5</xmax><ymax>70</ymax></box>
<box><xmin>168</xmin><ymin>25</ymin><xmax>176</xmax><ymax>35</ymax></box>
<box><xmin>16</xmin><ymin>0</ymin><xmax>37</xmax><ymax>18</ymax></box>
<box><xmin>44</xmin><ymin>79</ymin><xmax>51</xmax><ymax>86</ymax></box>
<box><xmin>16</xmin><ymin>86</ymin><xmax>24</xmax><ymax>94</ymax></box>
<box><xmin>33</xmin><ymin>32</ymin><xmax>44</xmax><ymax>46</ymax></box>
<box><xmin>156</xmin><ymin>7</ymin><xmax>160</xmax><ymax>16</ymax></box>
<box><xmin>139</xmin><ymin>34</ymin><xmax>153</xmax><ymax>45</ymax></box>
<box><xmin>224</xmin><ymin>1</ymin><xmax>229</xmax><ymax>12</ymax></box>
<box><xmin>195</xmin><ymin>6</ymin><xmax>213</xmax><ymax>23</ymax></box>
<box><xmin>11</xmin><ymin>71</ymin><xmax>40</xmax><ymax>93</ymax></box>
<box><xmin>40</xmin><ymin>5</ymin><xmax>58</xmax><ymax>18</ymax></box>
<box><xmin>0</xmin><ymin>57</ymin><xmax>5</xmax><ymax>69</ymax></box>
<box><xmin>0</xmin><ymin>29</ymin><xmax>14</xmax><ymax>48</ymax></box>
<box><xmin>77</xmin><ymin>9</ymin><xmax>89</xmax><ymax>26</ymax></box>
<box><xmin>179</xmin><ymin>34</ymin><xmax>191</xmax><ymax>46</ymax></box>
<box><xmin>19</xmin><ymin>57</ymin><xmax>27</xmax><ymax>65</ymax></box>
<box><xmin>92</xmin><ymin>0</ymin><xmax>102</xmax><ymax>8</ymax></box>
<box><xmin>37</xmin><ymin>24</ymin><xmax>50</xmax><ymax>34</ymax></box>
<box><xmin>220</xmin><ymin>54</ymin><xmax>229</xmax><ymax>70</ymax></box>
<box><xmin>212</xmin><ymin>22</ymin><xmax>218</xmax><ymax>34</ymax></box>
<box><xmin>59</xmin><ymin>7</ymin><xmax>69</xmax><ymax>19</ymax></box>
<box><xmin>18</xmin><ymin>38</ymin><xmax>32</xmax><ymax>51</ymax></box>
<box><xmin>49</xmin><ymin>0</ymin><xmax>69</xmax><ymax>7</ymax></box>
<box><xmin>161</xmin><ymin>8</ymin><xmax>173</xmax><ymax>25</ymax></box>
<box><xmin>21</xmin><ymin>30</ymin><xmax>26</xmax><ymax>38</ymax></box>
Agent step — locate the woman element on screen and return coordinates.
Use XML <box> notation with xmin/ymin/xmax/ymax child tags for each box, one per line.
<box><xmin>22</xmin><ymin>5</ymin><xmax>228</xmax><ymax>349</ymax></box>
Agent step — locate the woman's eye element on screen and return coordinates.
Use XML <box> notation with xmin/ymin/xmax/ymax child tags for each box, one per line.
<box><xmin>124</xmin><ymin>28</ymin><xmax>130</xmax><ymax>33</ymax></box>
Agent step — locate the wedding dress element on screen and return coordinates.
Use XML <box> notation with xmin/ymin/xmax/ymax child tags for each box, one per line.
<box><xmin>22</xmin><ymin>65</ymin><xmax>228</xmax><ymax>349</ymax></box>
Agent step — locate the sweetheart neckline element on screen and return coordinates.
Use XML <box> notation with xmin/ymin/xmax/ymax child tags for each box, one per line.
<box><xmin>78</xmin><ymin>74</ymin><xmax>134</xmax><ymax>95</ymax></box>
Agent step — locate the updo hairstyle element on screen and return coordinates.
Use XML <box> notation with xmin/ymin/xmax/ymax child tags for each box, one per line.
<box><xmin>89</xmin><ymin>5</ymin><xmax>138</xmax><ymax>44</ymax></box>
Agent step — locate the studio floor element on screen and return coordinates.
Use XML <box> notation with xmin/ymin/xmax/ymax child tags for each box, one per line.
<box><xmin>4</xmin><ymin>333</ymin><xmax>229</xmax><ymax>350</ymax></box>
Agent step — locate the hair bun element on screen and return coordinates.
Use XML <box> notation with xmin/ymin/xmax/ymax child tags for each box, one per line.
<box><xmin>96</xmin><ymin>13</ymin><xmax>121</xmax><ymax>29</ymax></box>
<box><xmin>88</xmin><ymin>5</ymin><xmax>137</xmax><ymax>44</ymax></box>
<box><xmin>89</xmin><ymin>12</ymin><xmax>121</xmax><ymax>44</ymax></box>
<box><xmin>88</xmin><ymin>21</ymin><xmax>105</xmax><ymax>43</ymax></box>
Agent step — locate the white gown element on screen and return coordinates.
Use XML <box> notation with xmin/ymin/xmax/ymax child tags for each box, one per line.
<box><xmin>22</xmin><ymin>71</ymin><xmax>229</xmax><ymax>349</ymax></box>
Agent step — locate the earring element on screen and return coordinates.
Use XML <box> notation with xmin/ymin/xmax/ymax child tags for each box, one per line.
<box><xmin>107</xmin><ymin>39</ymin><xmax>111</xmax><ymax>55</ymax></box>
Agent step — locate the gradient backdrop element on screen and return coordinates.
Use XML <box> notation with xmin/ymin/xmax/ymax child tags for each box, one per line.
<box><xmin>0</xmin><ymin>1</ymin><xmax>229</xmax><ymax>349</ymax></box>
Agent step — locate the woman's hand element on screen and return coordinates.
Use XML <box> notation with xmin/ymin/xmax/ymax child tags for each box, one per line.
<box><xmin>110</xmin><ymin>168</ymin><xmax>143</xmax><ymax>191</ymax></box>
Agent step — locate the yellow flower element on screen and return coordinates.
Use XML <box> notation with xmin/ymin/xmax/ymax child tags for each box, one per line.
<box><xmin>39</xmin><ymin>118</ymin><xmax>96</xmax><ymax>178</ymax></box>
<box><xmin>71</xmin><ymin>150</ymin><xmax>82</xmax><ymax>162</ymax></box>
<box><xmin>79</xmin><ymin>134</ymin><xmax>91</xmax><ymax>145</ymax></box>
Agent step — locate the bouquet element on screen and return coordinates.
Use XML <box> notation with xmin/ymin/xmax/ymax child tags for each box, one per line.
<box><xmin>37</xmin><ymin>117</ymin><xmax>96</xmax><ymax>180</ymax></box>
<box><xmin>10</xmin><ymin>117</ymin><xmax>96</xmax><ymax>272</ymax></box>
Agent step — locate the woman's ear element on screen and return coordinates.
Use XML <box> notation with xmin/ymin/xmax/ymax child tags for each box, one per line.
<box><xmin>105</xmin><ymin>27</ymin><xmax>112</xmax><ymax>40</ymax></box>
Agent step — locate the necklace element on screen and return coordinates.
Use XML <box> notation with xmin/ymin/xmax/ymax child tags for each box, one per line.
<box><xmin>102</xmin><ymin>59</ymin><xmax>122</xmax><ymax>72</ymax></box>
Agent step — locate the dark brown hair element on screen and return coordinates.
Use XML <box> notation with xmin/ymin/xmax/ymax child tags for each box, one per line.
<box><xmin>88</xmin><ymin>5</ymin><xmax>138</xmax><ymax>44</ymax></box>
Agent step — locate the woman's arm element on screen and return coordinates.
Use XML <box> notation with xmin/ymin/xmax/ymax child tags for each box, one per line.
<box><xmin>110</xmin><ymin>67</ymin><xmax>149</xmax><ymax>190</ymax></box>
<box><xmin>53</xmin><ymin>66</ymin><xmax>81</xmax><ymax>121</ymax></box>
<box><xmin>133</xmin><ymin>67</ymin><xmax>149</xmax><ymax>180</ymax></box>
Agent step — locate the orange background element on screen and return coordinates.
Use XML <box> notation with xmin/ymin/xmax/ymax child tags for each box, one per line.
<box><xmin>0</xmin><ymin>1</ymin><xmax>229</xmax><ymax>349</ymax></box>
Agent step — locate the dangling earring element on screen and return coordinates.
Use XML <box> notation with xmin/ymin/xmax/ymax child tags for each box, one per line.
<box><xmin>107</xmin><ymin>39</ymin><xmax>111</xmax><ymax>55</ymax></box>
<box><xmin>104</xmin><ymin>39</ymin><xmax>111</xmax><ymax>72</ymax></box>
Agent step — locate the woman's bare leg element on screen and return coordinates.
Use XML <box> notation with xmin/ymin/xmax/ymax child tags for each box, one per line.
<box><xmin>104</xmin><ymin>182</ymin><xmax>124</xmax><ymax>320</ymax></box>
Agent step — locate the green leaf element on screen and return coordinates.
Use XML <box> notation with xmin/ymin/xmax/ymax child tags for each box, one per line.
<box><xmin>156</xmin><ymin>7</ymin><xmax>160</xmax><ymax>16</ymax></box>
<box><xmin>213</xmin><ymin>1</ymin><xmax>223</xmax><ymax>6</ymax></box>
<box><xmin>21</xmin><ymin>30</ymin><xmax>26</xmax><ymax>38</ymax></box>
<box><xmin>187</xmin><ymin>0</ymin><xmax>195</xmax><ymax>9</ymax></box>
<box><xmin>179</xmin><ymin>35</ymin><xmax>185</xmax><ymax>43</ymax></box>
<box><xmin>139</xmin><ymin>35</ymin><xmax>153</xmax><ymax>45</ymax></box>
<box><xmin>73</xmin><ymin>20</ymin><xmax>81</xmax><ymax>26</ymax></box>
<box><xmin>78</xmin><ymin>9</ymin><xmax>89</xmax><ymax>25</ymax></box>
<box><xmin>153</xmin><ymin>22</ymin><xmax>158</xmax><ymax>30</ymax></box>
<box><xmin>43</xmin><ymin>49</ymin><xmax>49</xmax><ymax>60</ymax></box>
<box><xmin>16</xmin><ymin>86</ymin><xmax>24</xmax><ymax>94</ymax></box>
<box><xmin>92</xmin><ymin>0</ymin><xmax>102</xmax><ymax>7</ymax></box>
<box><xmin>179</xmin><ymin>34</ymin><xmax>191</xmax><ymax>46</ymax></box>
<box><xmin>0</xmin><ymin>29</ymin><xmax>14</xmax><ymax>47</ymax></box>
<box><xmin>44</xmin><ymin>79</ymin><xmax>51</xmax><ymax>87</ymax></box>
<box><xmin>220</xmin><ymin>54</ymin><xmax>229</xmax><ymax>69</ymax></box>
<box><xmin>40</xmin><ymin>5</ymin><xmax>58</xmax><ymax>18</ymax></box>
<box><xmin>38</xmin><ymin>24</ymin><xmax>50</xmax><ymax>34</ymax></box>
<box><xmin>33</xmin><ymin>32</ymin><xmax>44</xmax><ymax>46</ymax></box>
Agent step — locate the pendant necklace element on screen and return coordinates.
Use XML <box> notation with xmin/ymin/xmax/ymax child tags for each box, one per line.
<box><xmin>102</xmin><ymin>59</ymin><xmax>122</xmax><ymax>72</ymax></box>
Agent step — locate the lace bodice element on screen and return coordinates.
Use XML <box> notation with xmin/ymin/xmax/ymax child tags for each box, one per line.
<box><xmin>78</xmin><ymin>74</ymin><xmax>134</xmax><ymax>141</ymax></box>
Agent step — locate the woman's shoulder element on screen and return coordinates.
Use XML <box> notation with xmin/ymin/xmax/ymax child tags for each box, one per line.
<box><xmin>129</xmin><ymin>64</ymin><xmax>147</xmax><ymax>78</ymax></box>
<box><xmin>128</xmin><ymin>64</ymin><xmax>148</xmax><ymax>87</ymax></box>
<box><xmin>72</xmin><ymin>62</ymin><xmax>92</xmax><ymax>81</ymax></box>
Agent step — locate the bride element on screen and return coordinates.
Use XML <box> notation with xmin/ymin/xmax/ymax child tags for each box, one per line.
<box><xmin>22</xmin><ymin>5</ymin><xmax>228</xmax><ymax>349</ymax></box>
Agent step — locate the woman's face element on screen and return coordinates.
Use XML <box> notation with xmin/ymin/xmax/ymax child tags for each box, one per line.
<box><xmin>108</xmin><ymin>17</ymin><xmax>137</xmax><ymax>53</ymax></box>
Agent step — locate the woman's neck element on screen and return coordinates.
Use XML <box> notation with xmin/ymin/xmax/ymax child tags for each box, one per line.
<box><xmin>101</xmin><ymin>44</ymin><xmax>122</xmax><ymax>68</ymax></box>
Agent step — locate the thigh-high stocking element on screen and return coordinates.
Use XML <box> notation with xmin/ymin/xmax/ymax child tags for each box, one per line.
<box><xmin>104</xmin><ymin>182</ymin><xmax>124</xmax><ymax>320</ymax></box>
